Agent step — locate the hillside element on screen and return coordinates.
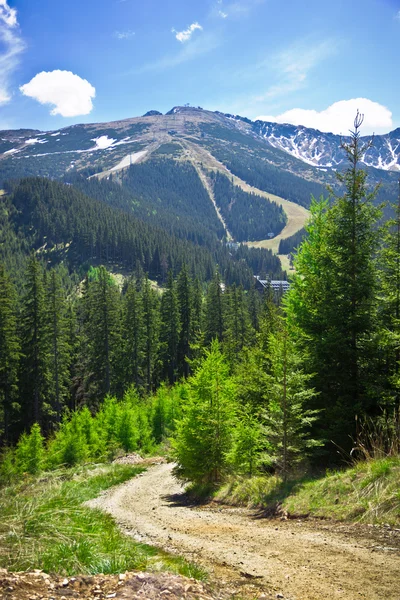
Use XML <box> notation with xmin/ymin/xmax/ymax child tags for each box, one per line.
<box><xmin>2</xmin><ymin>106</ymin><xmax>398</xmax><ymax>274</ymax></box>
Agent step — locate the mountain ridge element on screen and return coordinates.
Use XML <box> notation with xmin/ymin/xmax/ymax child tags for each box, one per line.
<box><xmin>1</xmin><ymin>106</ymin><xmax>399</xmax><ymax>176</ymax></box>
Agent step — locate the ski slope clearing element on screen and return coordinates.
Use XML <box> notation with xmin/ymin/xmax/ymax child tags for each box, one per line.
<box><xmin>88</xmin><ymin>462</ymin><xmax>400</xmax><ymax>600</ymax></box>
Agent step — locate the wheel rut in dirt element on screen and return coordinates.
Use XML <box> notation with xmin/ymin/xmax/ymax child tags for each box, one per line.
<box><xmin>88</xmin><ymin>462</ymin><xmax>400</xmax><ymax>600</ymax></box>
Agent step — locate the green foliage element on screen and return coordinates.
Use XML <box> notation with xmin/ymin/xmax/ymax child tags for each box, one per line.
<box><xmin>15</xmin><ymin>423</ymin><xmax>45</xmax><ymax>474</ymax></box>
<box><xmin>285</xmin><ymin>115</ymin><xmax>382</xmax><ymax>452</ymax></box>
<box><xmin>262</xmin><ymin>325</ymin><xmax>320</xmax><ymax>478</ymax></box>
<box><xmin>211</xmin><ymin>171</ymin><xmax>286</xmax><ymax>241</ymax></box>
<box><xmin>46</xmin><ymin>413</ymin><xmax>89</xmax><ymax>467</ymax></box>
<box><xmin>227</xmin><ymin>406</ymin><xmax>263</xmax><ymax>476</ymax></box>
<box><xmin>172</xmin><ymin>340</ymin><xmax>237</xmax><ymax>484</ymax></box>
<box><xmin>0</xmin><ymin>264</ymin><xmax>20</xmax><ymax>444</ymax></box>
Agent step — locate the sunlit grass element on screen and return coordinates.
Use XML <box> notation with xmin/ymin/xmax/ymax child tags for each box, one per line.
<box><xmin>216</xmin><ymin>456</ymin><xmax>400</xmax><ymax>525</ymax></box>
<box><xmin>0</xmin><ymin>463</ymin><xmax>207</xmax><ymax>579</ymax></box>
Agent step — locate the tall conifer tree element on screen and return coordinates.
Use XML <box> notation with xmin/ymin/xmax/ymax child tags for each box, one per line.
<box><xmin>20</xmin><ymin>256</ymin><xmax>50</xmax><ymax>430</ymax></box>
<box><xmin>159</xmin><ymin>271</ymin><xmax>181</xmax><ymax>383</ymax></box>
<box><xmin>0</xmin><ymin>264</ymin><xmax>20</xmax><ymax>443</ymax></box>
<box><xmin>286</xmin><ymin>113</ymin><xmax>381</xmax><ymax>450</ymax></box>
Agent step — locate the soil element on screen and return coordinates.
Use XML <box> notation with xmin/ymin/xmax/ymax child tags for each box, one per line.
<box><xmin>0</xmin><ymin>569</ymin><xmax>227</xmax><ymax>600</ymax></box>
<box><xmin>87</xmin><ymin>462</ymin><xmax>400</xmax><ymax>600</ymax></box>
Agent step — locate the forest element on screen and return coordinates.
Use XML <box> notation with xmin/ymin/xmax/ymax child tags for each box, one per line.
<box><xmin>0</xmin><ymin>115</ymin><xmax>399</xmax><ymax>493</ymax></box>
<box><xmin>211</xmin><ymin>171</ymin><xmax>287</xmax><ymax>241</ymax></box>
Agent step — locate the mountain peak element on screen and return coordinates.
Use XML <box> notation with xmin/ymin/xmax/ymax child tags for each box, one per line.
<box><xmin>143</xmin><ymin>110</ymin><xmax>163</xmax><ymax>117</ymax></box>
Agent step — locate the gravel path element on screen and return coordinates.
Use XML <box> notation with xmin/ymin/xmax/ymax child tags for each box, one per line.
<box><xmin>88</xmin><ymin>463</ymin><xmax>400</xmax><ymax>600</ymax></box>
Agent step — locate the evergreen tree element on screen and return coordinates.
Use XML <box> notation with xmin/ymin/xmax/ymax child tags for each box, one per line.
<box><xmin>203</xmin><ymin>270</ymin><xmax>224</xmax><ymax>345</ymax></box>
<box><xmin>159</xmin><ymin>271</ymin><xmax>181</xmax><ymax>383</ymax></box>
<box><xmin>0</xmin><ymin>264</ymin><xmax>20</xmax><ymax>444</ymax></box>
<box><xmin>19</xmin><ymin>256</ymin><xmax>50</xmax><ymax>430</ymax></box>
<box><xmin>172</xmin><ymin>340</ymin><xmax>236</xmax><ymax>485</ymax></box>
<box><xmin>86</xmin><ymin>266</ymin><xmax>121</xmax><ymax>403</ymax></box>
<box><xmin>141</xmin><ymin>276</ymin><xmax>160</xmax><ymax>392</ymax></box>
<box><xmin>224</xmin><ymin>284</ymin><xmax>251</xmax><ymax>367</ymax></box>
<box><xmin>377</xmin><ymin>181</ymin><xmax>400</xmax><ymax>447</ymax></box>
<box><xmin>177</xmin><ymin>265</ymin><xmax>192</xmax><ymax>378</ymax></box>
<box><xmin>262</xmin><ymin>324</ymin><xmax>320</xmax><ymax>479</ymax></box>
<box><xmin>286</xmin><ymin>113</ymin><xmax>381</xmax><ymax>451</ymax></box>
<box><xmin>123</xmin><ymin>278</ymin><xmax>145</xmax><ymax>391</ymax></box>
<box><xmin>46</xmin><ymin>269</ymin><xmax>71</xmax><ymax>426</ymax></box>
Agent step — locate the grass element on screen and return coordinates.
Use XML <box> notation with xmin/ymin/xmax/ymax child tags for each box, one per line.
<box><xmin>0</xmin><ymin>462</ymin><xmax>207</xmax><ymax>579</ymax></box>
<box><xmin>216</xmin><ymin>456</ymin><xmax>400</xmax><ymax>526</ymax></box>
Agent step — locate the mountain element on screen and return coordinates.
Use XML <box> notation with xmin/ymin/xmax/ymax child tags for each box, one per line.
<box><xmin>0</xmin><ymin>106</ymin><xmax>398</xmax><ymax>278</ymax></box>
<box><xmin>1</xmin><ymin>106</ymin><xmax>398</xmax><ymax>187</ymax></box>
<box><xmin>253</xmin><ymin>120</ymin><xmax>400</xmax><ymax>171</ymax></box>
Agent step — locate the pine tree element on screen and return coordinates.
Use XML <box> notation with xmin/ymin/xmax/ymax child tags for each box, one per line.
<box><xmin>262</xmin><ymin>324</ymin><xmax>320</xmax><ymax>479</ymax></box>
<box><xmin>0</xmin><ymin>264</ymin><xmax>20</xmax><ymax>444</ymax></box>
<box><xmin>376</xmin><ymin>180</ymin><xmax>400</xmax><ymax>448</ymax></box>
<box><xmin>172</xmin><ymin>340</ymin><xmax>236</xmax><ymax>485</ymax></box>
<box><xmin>123</xmin><ymin>278</ymin><xmax>145</xmax><ymax>390</ymax></box>
<box><xmin>46</xmin><ymin>269</ymin><xmax>71</xmax><ymax>426</ymax></box>
<box><xmin>86</xmin><ymin>266</ymin><xmax>121</xmax><ymax>403</ymax></box>
<box><xmin>286</xmin><ymin>113</ymin><xmax>381</xmax><ymax>451</ymax></box>
<box><xmin>177</xmin><ymin>265</ymin><xmax>192</xmax><ymax>378</ymax></box>
<box><xmin>203</xmin><ymin>270</ymin><xmax>224</xmax><ymax>345</ymax></box>
<box><xmin>141</xmin><ymin>276</ymin><xmax>160</xmax><ymax>392</ymax></box>
<box><xmin>19</xmin><ymin>256</ymin><xmax>50</xmax><ymax>430</ymax></box>
<box><xmin>159</xmin><ymin>271</ymin><xmax>181</xmax><ymax>383</ymax></box>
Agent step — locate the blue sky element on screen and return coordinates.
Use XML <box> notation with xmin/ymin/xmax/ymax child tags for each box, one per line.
<box><xmin>1</xmin><ymin>0</ymin><xmax>400</xmax><ymax>134</ymax></box>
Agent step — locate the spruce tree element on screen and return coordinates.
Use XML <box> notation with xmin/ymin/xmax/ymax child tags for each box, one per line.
<box><xmin>141</xmin><ymin>276</ymin><xmax>160</xmax><ymax>392</ymax></box>
<box><xmin>177</xmin><ymin>265</ymin><xmax>192</xmax><ymax>378</ymax></box>
<box><xmin>172</xmin><ymin>340</ymin><xmax>236</xmax><ymax>485</ymax></box>
<box><xmin>203</xmin><ymin>270</ymin><xmax>224</xmax><ymax>345</ymax></box>
<box><xmin>262</xmin><ymin>323</ymin><xmax>319</xmax><ymax>479</ymax></box>
<box><xmin>123</xmin><ymin>278</ymin><xmax>145</xmax><ymax>390</ymax></box>
<box><xmin>19</xmin><ymin>256</ymin><xmax>50</xmax><ymax>430</ymax></box>
<box><xmin>377</xmin><ymin>180</ymin><xmax>400</xmax><ymax>448</ymax></box>
<box><xmin>159</xmin><ymin>271</ymin><xmax>181</xmax><ymax>383</ymax></box>
<box><xmin>286</xmin><ymin>113</ymin><xmax>381</xmax><ymax>451</ymax></box>
<box><xmin>46</xmin><ymin>269</ymin><xmax>71</xmax><ymax>426</ymax></box>
<box><xmin>0</xmin><ymin>264</ymin><xmax>20</xmax><ymax>444</ymax></box>
<box><xmin>86</xmin><ymin>266</ymin><xmax>121</xmax><ymax>403</ymax></box>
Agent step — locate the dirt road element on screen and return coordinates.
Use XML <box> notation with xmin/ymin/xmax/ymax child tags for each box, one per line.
<box><xmin>88</xmin><ymin>463</ymin><xmax>400</xmax><ymax>600</ymax></box>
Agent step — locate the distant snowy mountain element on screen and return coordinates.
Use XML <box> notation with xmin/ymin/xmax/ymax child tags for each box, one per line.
<box><xmin>252</xmin><ymin>120</ymin><xmax>400</xmax><ymax>172</ymax></box>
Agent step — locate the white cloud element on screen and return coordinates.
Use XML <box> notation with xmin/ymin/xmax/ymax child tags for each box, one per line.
<box><xmin>256</xmin><ymin>98</ymin><xmax>393</xmax><ymax>135</ymax></box>
<box><xmin>395</xmin><ymin>10</ymin><xmax>400</xmax><ymax>20</ymax></box>
<box><xmin>115</xmin><ymin>30</ymin><xmax>135</xmax><ymax>39</ymax></box>
<box><xmin>20</xmin><ymin>70</ymin><xmax>96</xmax><ymax>117</ymax></box>
<box><xmin>218</xmin><ymin>10</ymin><xmax>228</xmax><ymax>18</ymax></box>
<box><xmin>0</xmin><ymin>0</ymin><xmax>25</xmax><ymax>104</ymax></box>
<box><xmin>0</xmin><ymin>0</ymin><xmax>17</xmax><ymax>27</ymax></box>
<box><xmin>172</xmin><ymin>22</ymin><xmax>202</xmax><ymax>43</ymax></box>
<box><xmin>257</xmin><ymin>40</ymin><xmax>337</xmax><ymax>101</ymax></box>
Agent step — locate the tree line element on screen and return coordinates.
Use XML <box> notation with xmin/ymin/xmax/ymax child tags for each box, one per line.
<box><xmin>2</xmin><ymin>114</ymin><xmax>399</xmax><ymax>487</ymax></box>
<box><xmin>0</xmin><ymin>176</ymin><xmax>284</xmax><ymax>290</ymax></box>
<box><xmin>0</xmin><ymin>259</ymin><xmax>267</xmax><ymax>445</ymax></box>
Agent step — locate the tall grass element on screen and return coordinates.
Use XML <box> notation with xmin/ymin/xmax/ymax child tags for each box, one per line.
<box><xmin>216</xmin><ymin>456</ymin><xmax>400</xmax><ymax>525</ymax></box>
<box><xmin>0</xmin><ymin>462</ymin><xmax>206</xmax><ymax>579</ymax></box>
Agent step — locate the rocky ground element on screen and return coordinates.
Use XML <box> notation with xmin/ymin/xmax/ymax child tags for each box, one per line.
<box><xmin>0</xmin><ymin>569</ymin><xmax>241</xmax><ymax>600</ymax></box>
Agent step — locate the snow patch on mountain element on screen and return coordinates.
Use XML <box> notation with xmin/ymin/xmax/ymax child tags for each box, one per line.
<box><xmin>253</xmin><ymin>120</ymin><xmax>400</xmax><ymax>172</ymax></box>
<box><xmin>91</xmin><ymin>135</ymin><xmax>117</xmax><ymax>150</ymax></box>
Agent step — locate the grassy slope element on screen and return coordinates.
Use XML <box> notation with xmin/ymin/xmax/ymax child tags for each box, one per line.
<box><xmin>216</xmin><ymin>457</ymin><xmax>400</xmax><ymax>526</ymax></box>
<box><xmin>0</xmin><ymin>462</ymin><xmax>206</xmax><ymax>579</ymax></box>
